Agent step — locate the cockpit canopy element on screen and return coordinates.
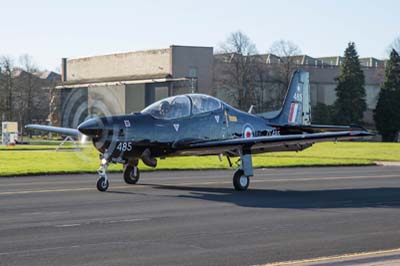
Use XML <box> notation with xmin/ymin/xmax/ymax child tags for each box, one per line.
<box><xmin>141</xmin><ymin>94</ymin><xmax>222</xmax><ymax>120</ymax></box>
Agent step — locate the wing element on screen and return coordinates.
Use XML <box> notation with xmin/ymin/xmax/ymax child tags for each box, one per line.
<box><xmin>174</xmin><ymin>131</ymin><xmax>372</xmax><ymax>156</ymax></box>
<box><xmin>274</xmin><ymin>124</ymin><xmax>368</xmax><ymax>134</ymax></box>
<box><xmin>25</xmin><ymin>124</ymin><xmax>80</xmax><ymax>137</ymax></box>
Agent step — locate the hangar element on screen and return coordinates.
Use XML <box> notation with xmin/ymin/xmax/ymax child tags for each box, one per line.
<box><xmin>57</xmin><ymin>45</ymin><xmax>213</xmax><ymax>128</ymax></box>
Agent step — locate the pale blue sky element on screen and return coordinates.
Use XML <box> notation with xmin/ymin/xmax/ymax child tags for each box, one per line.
<box><xmin>1</xmin><ymin>0</ymin><xmax>399</xmax><ymax>71</ymax></box>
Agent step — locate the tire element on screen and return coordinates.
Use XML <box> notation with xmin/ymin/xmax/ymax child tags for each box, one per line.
<box><xmin>97</xmin><ymin>177</ymin><xmax>109</xmax><ymax>192</ymax></box>
<box><xmin>233</xmin><ymin>169</ymin><xmax>249</xmax><ymax>191</ymax></box>
<box><xmin>123</xmin><ymin>165</ymin><xmax>140</xmax><ymax>184</ymax></box>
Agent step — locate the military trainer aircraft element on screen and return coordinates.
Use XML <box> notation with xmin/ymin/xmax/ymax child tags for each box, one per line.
<box><xmin>27</xmin><ymin>71</ymin><xmax>371</xmax><ymax>192</ymax></box>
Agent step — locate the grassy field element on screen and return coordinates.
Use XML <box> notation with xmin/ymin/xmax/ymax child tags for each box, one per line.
<box><xmin>0</xmin><ymin>142</ymin><xmax>399</xmax><ymax>177</ymax></box>
<box><xmin>0</xmin><ymin>142</ymin><xmax>400</xmax><ymax>176</ymax></box>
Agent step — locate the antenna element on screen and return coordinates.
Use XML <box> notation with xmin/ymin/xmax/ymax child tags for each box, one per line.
<box><xmin>248</xmin><ymin>105</ymin><xmax>255</xmax><ymax>114</ymax></box>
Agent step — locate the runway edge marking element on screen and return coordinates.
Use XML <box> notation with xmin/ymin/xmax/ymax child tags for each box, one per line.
<box><xmin>256</xmin><ymin>247</ymin><xmax>400</xmax><ymax>266</ymax></box>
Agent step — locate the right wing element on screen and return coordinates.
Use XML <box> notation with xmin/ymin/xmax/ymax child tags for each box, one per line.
<box><xmin>174</xmin><ymin>130</ymin><xmax>372</xmax><ymax>156</ymax></box>
<box><xmin>25</xmin><ymin>124</ymin><xmax>80</xmax><ymax>137</ymax></box>
<box><xmin>274</xmin><ymin>124</ymin><xmax>368</xmax><ymax>134</ymax></box>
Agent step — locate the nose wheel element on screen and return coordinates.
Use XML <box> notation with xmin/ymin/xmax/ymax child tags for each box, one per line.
<box><xmin>97</xmin><ymin>177</ymin><xmax>109</xmax><ymax>191</ymax></box>
<box><xmin>96</xmin><ymin>161</ymin><xmax>109</xmax><ymax>192</ymax></box>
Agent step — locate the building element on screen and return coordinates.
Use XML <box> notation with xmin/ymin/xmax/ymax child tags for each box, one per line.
<box><xmin>57</xmin><ymin>45</ymin><xmax>213</xmax><ymax>128</ymax></box>
<box><xmin>214</xmin><ymin>53</ymin><xmax>385</xmax><ymax>126</ymax></box>
<box><xmin>56</xmin><ymin>45</ymin><xmax>385</xmax><ymax>128</ymax></box>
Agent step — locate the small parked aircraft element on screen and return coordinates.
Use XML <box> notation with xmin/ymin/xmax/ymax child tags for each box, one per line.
<box><xmin>27</xmin><ymin>71</ymin><xmax>371</xmax><ymax>192</ymax></box>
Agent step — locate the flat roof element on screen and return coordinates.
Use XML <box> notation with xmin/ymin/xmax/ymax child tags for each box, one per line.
<box><xmin>56</xmin><ymin>74</ymin><xmax>188</xmax><ymax>89</ymax></box>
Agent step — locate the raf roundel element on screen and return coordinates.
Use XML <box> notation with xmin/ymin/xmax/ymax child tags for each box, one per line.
<box><xmin>243</xmin><ymin>125</ymin><xmax>254</xmax><ymax>139</ymax></box>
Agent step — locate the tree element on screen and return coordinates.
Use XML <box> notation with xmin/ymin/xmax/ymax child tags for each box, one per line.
<box><xmin>0</xmin><ymin>56</ymin><xmax>15</xmax><ymax>121</ymax></box>
<box><xmin>312</xmin><ymin>103</ymin><xmax>335</xmax><ymax>124</ymax></box>
<box><xmin>18</xmin><ymin>54</ymin><xmax>39</xmax><ymax>129</ymax></box>
<box><xmin>374</xmin><ymin>49</ymin><xmax>400</xmax><ymax>141</ymax></box>
<box><xmin>269</xmin><ymin>39</ymin><xmax>301</xmax><ymax>88</ymax></box>
<box><xmin>334</xmin><ymin>42</ymin><xmax>366</xmax><ymax>125</ymax></box>
<box><xmin>217</xmin><ymin>31</ymin><xmax>259</xmax><ymax>110</ymax></box>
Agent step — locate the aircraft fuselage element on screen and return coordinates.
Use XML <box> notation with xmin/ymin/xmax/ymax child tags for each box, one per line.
<box><xmin>79</xmin><ymin>103</ymin><xmax>280</xmax><ymax>163</ymax></box>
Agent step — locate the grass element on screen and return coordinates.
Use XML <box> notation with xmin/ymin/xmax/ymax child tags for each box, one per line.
<box><xmin>0</xmin><ymin>142</ymin><xmax>399</xmax><ymax>177</ymax></box>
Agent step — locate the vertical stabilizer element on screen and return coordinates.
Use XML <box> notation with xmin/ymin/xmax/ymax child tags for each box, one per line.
<box><xmin>260</xmin><ymin>71</ymin><xmax>311</xmax><ymax>126</ymax></box>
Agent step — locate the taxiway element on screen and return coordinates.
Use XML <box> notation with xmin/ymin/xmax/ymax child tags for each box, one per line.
<box><xmin>1</xmin><ymin>166</ymin><xmax>400</xmax><ymax>266</ymax></box>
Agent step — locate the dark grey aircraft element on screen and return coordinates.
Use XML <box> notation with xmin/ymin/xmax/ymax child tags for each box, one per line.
<box><xmin>27</xmin><ymin>71</ymin><xmax>371</xmax><ymax>192</ymax></box>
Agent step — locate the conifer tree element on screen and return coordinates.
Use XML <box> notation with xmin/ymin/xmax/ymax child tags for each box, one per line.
<box><xmin>374</xmin><ymin>49</ymin><xmax>400</xmax><ymax>141</ymax></box>
<box><xmin>334</xmin><ymin>42</ymin><xmax>366</xmax><ymax>125</ymax></box>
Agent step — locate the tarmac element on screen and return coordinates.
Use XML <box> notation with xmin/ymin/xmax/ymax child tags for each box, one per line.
<box><xmin>1</xmin><ymin>166</ymin><xmax>400</xmax><ymax>266</ymax></box>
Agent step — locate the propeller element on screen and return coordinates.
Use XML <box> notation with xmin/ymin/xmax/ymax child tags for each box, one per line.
<box><xmin>60</xmin><ymin>89</ymin><xmax>128</xmax><ymax>166</ymax></box>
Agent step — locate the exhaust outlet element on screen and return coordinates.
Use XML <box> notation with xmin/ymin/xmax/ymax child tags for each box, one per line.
<box><xmin>141</xmin><ymin>148</ymin><xmax>157</xmax><ymax>167</ymax></box>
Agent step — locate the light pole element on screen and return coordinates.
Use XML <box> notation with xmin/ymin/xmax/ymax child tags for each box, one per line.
<box><xmin>187</xmin><ymin>77</ymin><xmax>198</xmax><ymax>93</ymax></box>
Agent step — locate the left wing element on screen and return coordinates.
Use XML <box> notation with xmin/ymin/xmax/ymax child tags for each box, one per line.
<box><xmin>25</xmin><ymin>124</ymin><xmax>80</xmax><ymax>137</ymax></box>
<box><xmin>174</xmin><ymin>131</ymin><xmax>371</xmax><ymax>156</ymax></box>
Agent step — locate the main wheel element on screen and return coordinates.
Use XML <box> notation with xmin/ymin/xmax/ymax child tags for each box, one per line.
<box><xmin>233</xmin><ymin>169</ymin><xmax>249</xmax><ymax>191</ymax></box>
<box><xmin>123</xmin><ymin>165</ymin><xmax>140</xmax><ymax>184</ymax></box>
<box><xmin>97</xmin><ymin>177</ymin><xmax>109</xmax><ymax>192</ymax></box>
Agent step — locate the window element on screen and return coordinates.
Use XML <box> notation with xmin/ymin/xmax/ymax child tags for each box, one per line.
<box><xmin>141</xmin><ymin>95</ymin><xmax>191</xmax><ymax>120</ymax></box>
<box><xmin>155</xmin><ymin>86</ymin><xmax>169</xmax><ymax>101</ymax></box>
<box><xmin>188</xmin><ymin>67</ymin><xmax>197</xmax><ymax>78</ymax></box>
<box><xmin>190</xmin><ymin>94</ymin><xmax>221</xmax><ymax>115</ymax></box>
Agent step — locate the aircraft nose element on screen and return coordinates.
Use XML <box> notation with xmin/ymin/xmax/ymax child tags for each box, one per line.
<box><xmin>77</xmin><ymin>118</ymin><xmax>102</xmax><ymax>137</ymax></box>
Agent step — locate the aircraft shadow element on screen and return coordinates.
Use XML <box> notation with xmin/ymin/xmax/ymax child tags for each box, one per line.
<box><xmin>147</xmin><ymin>184</ymin><xmax>400</xmax><ymax>209</ymax></box>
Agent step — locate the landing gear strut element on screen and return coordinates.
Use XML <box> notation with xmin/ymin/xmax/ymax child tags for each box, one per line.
<box><xmin>97</xmin><ymin>161</ymin><xmax>109</xmax><ymax>192</ymax></box>
<box><xmin>232</xmin><ymin>151</ymin><xmax>253</xmax><ymax>191</ymax></box>
<box><xmin>123</xmin><ymin>160</ymin><xmax>140</xmax><ymax>184</ymax></box>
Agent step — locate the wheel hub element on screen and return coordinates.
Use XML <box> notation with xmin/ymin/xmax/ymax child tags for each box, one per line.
<box><xmin>239</xmin><ymin>176</ymin><xmax>248</xmax><ymax>187</ymax></box>
<box><xmin>129</xmin><ymin>168</ymin><xmax>137</xmax><ymax>179</ymax></box>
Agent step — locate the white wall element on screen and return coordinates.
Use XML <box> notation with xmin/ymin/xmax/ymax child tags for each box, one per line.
<box><xmin>67</xmin><ymin>49</ymin><xmax>172</xmax><ymax>81</ymax></box>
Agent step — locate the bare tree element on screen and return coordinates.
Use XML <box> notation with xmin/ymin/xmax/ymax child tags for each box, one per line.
<box><xmin>251</xmin><ymin>61</ymin><xmax>281</xmax><ymax>113</ymax></box>
<box><xmin>46</xmin><ymin>75</ymin><xmax>61</xmax><ymax>128</ymax></box>
<box><xmin>0</xmin><ymin>56</ymin><xmax>15</xmax><ymax>121</ymax></box>
<box><xmin>16</xmin><ymin>54</ymin><xmax>41</xmax><ymax>137</ymax></box>
<box><xmin>19</xmin><ymin>54</ymin><xmax>39</xmax><ymax>126</ymax></box>
<box><xmin>216</xmin><ymin>31</ymin><xmax>260</xmax><ymax>110</ymax></box>
<box><xmin>269</xmin><ymin>39</ymin><xmax>301</xmax><ymax>88</ymax></box>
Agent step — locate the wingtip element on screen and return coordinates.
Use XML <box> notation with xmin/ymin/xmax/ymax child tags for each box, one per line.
<box><xmin>349</xmin><ymin>130</ymin><xmax>374</xmax><ymax>137</ymax></box>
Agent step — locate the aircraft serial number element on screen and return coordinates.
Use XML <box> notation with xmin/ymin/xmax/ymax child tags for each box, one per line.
<box><xmin>116</xmin><ymin>142</ymin><xmax>133</xmax><ymax>152</ymax></box>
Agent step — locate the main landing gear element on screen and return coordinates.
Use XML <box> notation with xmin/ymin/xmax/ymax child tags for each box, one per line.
<box><xmin>123</xmin><ymin>160</ymin><xmax>140</xmax><ymax>184</ymax></box>
<box><xmin>233</xmin><ymin>169</ymin><xmax>249</xmax><ymax>191</ymax></box>
<box><xmin>232</xmin><ymin>152</ymin><xmax>253</xmax><ymax>191</ymax></box>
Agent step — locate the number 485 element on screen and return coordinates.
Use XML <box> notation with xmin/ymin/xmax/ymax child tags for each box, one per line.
<box><xmin>116</xmin><ymin>142</ymin><xmax>132</xmax><ymax>151</ymax></box>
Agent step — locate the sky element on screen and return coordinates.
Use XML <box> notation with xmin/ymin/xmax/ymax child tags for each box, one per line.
<box><xmin>1</xmin><ymin>0</ymin><xmax>399</xmax><ymax>71</ymax></box>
